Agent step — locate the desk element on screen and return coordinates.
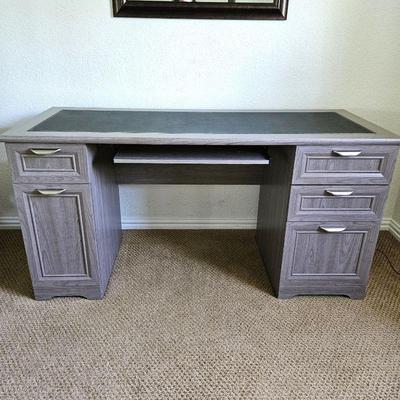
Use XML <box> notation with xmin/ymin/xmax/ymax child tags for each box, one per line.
<box><xmin>1</xmin><ymin>108</ymin><xmax>399</xmax><ymax>300</ymax></box>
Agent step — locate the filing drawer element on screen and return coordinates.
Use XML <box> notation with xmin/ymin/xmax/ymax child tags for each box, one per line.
<box><xmin>292</xmin><ymin>145</ymin><xmax>398</xmax><ymax>185</ymax></box>
<box><xmin>281</xmin><ymin>221</ymin><xmax>379</xmax><ymax>286</ymax></box>
<box><xmin>6</xmin><ymin>143</ymin><xmax>90</xmax><ymax>183</ymax></box>
<box><xmin>288</xmin><ymin>185</ymin><xmax>388</xmax><ymax>222</ymax></box>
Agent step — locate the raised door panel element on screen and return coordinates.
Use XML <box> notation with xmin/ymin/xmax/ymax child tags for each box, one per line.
<box><xmin>281</xmin><ymin>221</ymin><xmax>380</xmax><ymax>286</ymax></box>
<box><xmin>14</xmin><ymin>184</ymin><xmax>99</xmax><ymax>284</ymax></box>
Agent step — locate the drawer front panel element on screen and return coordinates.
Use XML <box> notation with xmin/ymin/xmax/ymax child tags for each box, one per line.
<box><xmin>293</xmin><ymin>145</ymin><xmax>398</xmax><ymax>184</ymax></box>
<box><xmin>288</xmin><ymin>185</ymin><xmax>388</xmax><ymax>221</ymax></box>
<box><xmin>13</xmin><ymin>184</ymin><xmax>98</xmax><ymax>284</ymax></box>
<box><xmin>281</xmin><ymin>221</ymin><xmax>379</xmax><ymax>285</ymax></box>
<box><xmin>7</xmin><ymin>143</ymin><xmax>89</xmax><ymax>183</ymax></box>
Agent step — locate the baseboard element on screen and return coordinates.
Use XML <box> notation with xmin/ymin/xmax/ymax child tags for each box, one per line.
<box><xmin>1</xmin><ymin>216</ymin><xmax>399</xmax><ymax>238</ymax></box>
<box><xmin>380</xmin><ymin>218</ymin><xmax>392</xmax><ymax>231</ymax></box>
<box><xmin>382</xmin><ymin>218</ymin><xmax>400</xmax><ymax>241</ymax></box>
<box><xmin>0</xmin><ymin>217</ymin><xmax>20</xmax><ymax>230</ymax></box>
<box><xmin>120</xmin><ymin>217</ymin><xmax>257</xmax><ymax>229</ymax></box>
<box><xmin>0</xmin><ymin>216</ymin><xmax>257</xmax><ymax>230</ymax></box>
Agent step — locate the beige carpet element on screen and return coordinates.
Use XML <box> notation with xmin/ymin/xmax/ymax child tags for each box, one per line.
<box><xmin>0</xmin><ymin>230</ymin><xmax>399</xmax><ymax>400</ymax></box>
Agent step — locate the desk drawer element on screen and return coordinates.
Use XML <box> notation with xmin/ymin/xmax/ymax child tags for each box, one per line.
<box><xmin>6</xmin><ymin>143</ymin><xmax>90</xmax><ymax>183</ymax></box>
<box><xmin>281</xmin><ymin>221</ymin><xmax>379</xmax><ymax>286</ymax></box>
<box><xmin>293</xmin><ymin>145</ymin><xmax>398</xmax><ymax>184</ymax></box>
<box><xmin>288</xmin><ymin>185</ymin><xmax>388</xmax><ymax>221</ymax></box>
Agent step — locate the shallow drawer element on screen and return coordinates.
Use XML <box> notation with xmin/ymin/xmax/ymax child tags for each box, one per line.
<box><xmin>281</xmin><ymin>221</ymin><xmax>379</xmax><ymax>285</ymax></box>
<box><xmin>6</xmin><ymin>143</ymin><xmax>90</xmax><ymax>183</ymax></box>
<box><xmin>292</xmin><ymin>145</ymin><xmax>398</xmax><ymax>185</ymax></box>
<box><xmin>288</xmin><ymin>185</ymin><xmax>388</xmax><ymax>222</ymax></box>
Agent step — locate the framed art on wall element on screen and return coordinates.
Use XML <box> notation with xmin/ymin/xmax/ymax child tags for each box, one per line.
<box><xmin>113</xmin><ymin>0</ymin><xmax>289</xmax><ymax>20</ymax></box>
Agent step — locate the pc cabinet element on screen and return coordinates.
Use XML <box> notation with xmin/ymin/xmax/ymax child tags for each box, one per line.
<box><xmin>257</xmin><ymin>145</ymin><xmax>398</xmax><ymax>299</ymax></box>
<box><xmin>7</xmin><ymin>144</ymin><xmax>121</xmax><ymax>300</ymax></box>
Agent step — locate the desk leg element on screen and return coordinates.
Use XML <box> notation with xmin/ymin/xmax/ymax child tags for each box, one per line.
<box><xmin>256</xmin><ymin>146</ymin><xmax>296</xmax><ymax>297</ymax></box>
<box><xmin>89</xmin><ymin>146</ymin><xmax>122</xmax><ymax>298</ymax></box>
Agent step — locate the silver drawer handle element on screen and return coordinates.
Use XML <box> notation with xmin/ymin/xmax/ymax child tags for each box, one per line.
<box><xmin>332</xmin><ymin>150</ymin><xmax>362</xmax><ymax>157</ymax></box>
<box><xmin>37</xmin><ymin>189</ymin><xmax>66</xmax><ymax>196</ymax></box>
<box><xmin>325</xmin><ymin>190</ymin><xmax>354</xmax><ymax>196</ymax></box>
<box><xmin>320</xmin><ymin>226</ymin><xmax>347</xmax><ymax>233</ymax></box>
<box><xmin>30</xmin><ymin>148</ymin><xmax>61</xmax><ymax>156</ymax></box>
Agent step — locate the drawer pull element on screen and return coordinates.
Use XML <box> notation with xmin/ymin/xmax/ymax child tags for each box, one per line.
<box><xmin>332</xmin><ymin>150</ymin><xmax>362</xmax><ymax>157</ymax></box>
<box><xmin>36</xmin><ymin>189</ymin><xmax>67</xmax><ymax>196</ymax></box>
<box><xmin>325</xmin><ymin>190</ymin><xmax>354</xmax><ymax>196</ymax></box>
<box><xmin>319</xmin><ymin>226</ymin><xmax>347</xmax><ymax>233</ymax></box>
<box><xmin>30</xmin><ymin>148</ymin><xmax>61</xmax><ymax>156</ymax></box>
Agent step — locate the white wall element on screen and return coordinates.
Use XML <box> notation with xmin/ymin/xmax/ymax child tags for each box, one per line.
<box><xmin>1</xmin><ymin>0</ymin><xmax>399</xmax><ymax>227</ymax></box>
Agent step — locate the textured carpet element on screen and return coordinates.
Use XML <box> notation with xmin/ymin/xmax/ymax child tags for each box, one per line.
<box><xmin>0</xmin><ymin>230</ymin><xmax>399</xmax><ymax>400</ymax></box>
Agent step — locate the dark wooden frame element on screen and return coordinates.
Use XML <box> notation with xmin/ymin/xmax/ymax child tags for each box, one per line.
<box><xmin>113</xmin><ymin>0</ymin><xmax>288</xmax><ymax>20</ymax></box>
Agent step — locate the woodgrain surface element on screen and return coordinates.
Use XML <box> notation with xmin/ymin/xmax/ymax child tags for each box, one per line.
<box><xmin>256</xmin><ymin>146</ymin><xmax>296</xmax><ymax>294</ymax></box>
<box><xmin>24</xmin><ymin>192</ymin><xmax>91</xmax><ymax>278</ymax></box>
<box><xmin>257</xmin><ymin>143</ymin><xmax>394</xmax><ymax>299</ymax></box>
<box><xmin>2</xmin><ymin>108</ymin><xmax>399</xmax><ymax>300</ymax></box>
<box><xmin>1</xmin><ymin>108</ymin><xmax>399</xmax><ymax>145</ymax></box>
<box><xmin>279</xmin><ymin>221</ymin><xmax>381</xmax><ymax>299</ymax></box>
<box><xmin>6</xmin><ymin>143</ymin><xmax>91</xmax><ymax>183</ymax></box>
<box><xmin>114</xmin><ymin>145</ymin><xmax>270</xmax><ymax>165</ymax></box>
<box><xmin>89</xmin><ymin>145</ymin><xmax>122</xmax><ymax>294</ymax></box>
<box><xmin>115</xmin><ymin>164</ymin><xmax>266</xmax><ymax>185</ymax></box>
<box><xmin>13</xmin><ymin>183</ymin><xmax>101</xmax><ymax>299</ymax></box>
<box><xmin>287</xmin><ymin>185</ymin><xmax>388</xmax><ymax>221</ymax></box>
<box><xmin>293</xmin><ymin>145</ymin><xmax>399</xmax><ymax>185</ymax></box>
<box><xmin>10</xmin><ymin>145</ymin><xmax>121</xmax><ymax>300</ymax></box>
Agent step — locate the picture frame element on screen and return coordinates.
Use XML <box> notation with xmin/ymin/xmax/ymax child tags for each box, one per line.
<box><xmin>113</xmin><ymin>0</ymin><xmax>289</xmax><ymax>20</ymax></box>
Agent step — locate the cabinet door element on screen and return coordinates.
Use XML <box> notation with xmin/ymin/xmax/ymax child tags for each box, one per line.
<box><xmin>281</xmin><ymin>221</ymin><xmax>380</xmax><ymax>286</ymax></box>
<box><xmin>14</xmin><ymin>184</ymin><xmax>99</xmax><ymax>284</ymax></box>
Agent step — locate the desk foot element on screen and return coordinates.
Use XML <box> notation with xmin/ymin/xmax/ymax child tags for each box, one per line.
<box><xmin>278</xmin><ymin>286</ymin><xmax>367</xmax><ymax>300</ymax></box>
<box><xmin>33</xmin><ymin>286</ymin><xmax>105</xmax><ymax>301</ymax></box>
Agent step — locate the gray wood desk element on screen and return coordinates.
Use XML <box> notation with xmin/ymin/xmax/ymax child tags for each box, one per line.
<box><xmin>1</xmin><ymin>108</ymin><xmax>399</xmax><ymax>300</ymax></box>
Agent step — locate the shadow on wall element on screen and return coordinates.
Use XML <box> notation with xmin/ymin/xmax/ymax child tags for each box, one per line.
<box><xmin>118</xmin><ymin>184</ymin><xmax>260</xmax><ymax>228</ymax></box>
<box><xmin>0</xmin><ymin>142</ymin><xmax>16</xmax><ymax>219</ymax></box>
<box><xmin>121</xmin><ymin>229</ymin><xmax>271</xmax><ymax>293</ymax></box>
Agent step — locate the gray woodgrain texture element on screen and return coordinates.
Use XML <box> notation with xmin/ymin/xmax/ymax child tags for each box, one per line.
<box><xmin>89</xmin><ymin>145</ymin><xmax>122</xmax><ymax>294</ymax></box>
<box><xmin>2</xmin><ymin>108</ymin><xmax>400</xmax><ymax>301</ymax></box>
<box><xmin>13</xmin><ymin>183</ymin><xmax>102</xmax><ymax>300</ymax></box>
<box><xmin>278</xmin><ymin>285</ymin><xmax>367</xmax><ymax>300</ymax></box>
<box><xmin>1</xmin><ymin>107</ymin><xmax>399</xmax><ymax>145</ymax></box>
<box><xmin>114</xmin><ymin>145</ymin><xmax>270</xmax><ymax>165</ymax></box>
<box><xmin>115</xmin><ymin>164</ymin><xmax>266</xmax><ymax>185</ymax></box>
<box><xmin>293</xmin><ymin>145</ymin><xmax>399</xmax><ymax>185</ymax></box>
<box><xmin>287</xmin><ymin>185</ymin><xmax>388</xmax><ymax>222</ymax></box>
<box><xmin>256</xmin><ymin>146</ymin><xmax>297</xmax><ymax>294</ymax></box>
<box><xmin>10</xmin><ymin>145</ymin><xmax>121</xmax><ymax>300</ymax></box>
<box><xmin>279</xmin><ymin>221</ymin><xmax>381</xmax><ymax>299</ymax></box>
<box><xmin>6</xmin><ymin>143</ymin><xmax>90</xmax><ymax>183</ymax></box>
<box><xmin>257</xmin><ymin>143</ymin><xmax>395</xmax><ymax>299</ymax></box>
